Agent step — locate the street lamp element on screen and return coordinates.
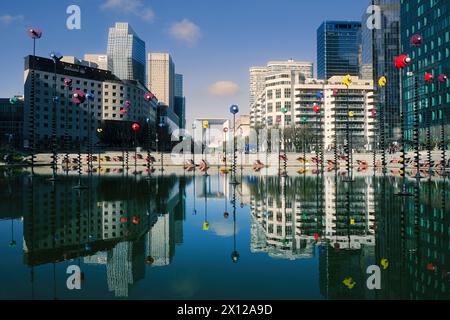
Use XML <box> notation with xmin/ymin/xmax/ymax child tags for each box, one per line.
<box><xmin>438</xmin><ymin>74</ymin><xmax>448</xmax><ymax>175</ymax></box>
<box><xmin>230</xmin><ymin>105</ymin><xmax>239</xmax><ymax>185</ymax></box>
<box><xmin>301</xmin><ymin>116</ymin><xmax>307</xmax><ymax>172</ymax></box>
<box><xmin>27</xmin><ymin>28</ymin><xmax>43</xmax><ymax>176</ymax></box>
<box><xmin>377</xmin><ymin>76</ymin><xmax>387</xmax><ymax>173</ymax></box>
<box><xmin>313</xmin><ymin>104</ymin><xmax>321</xmax><ymax>173</ymax></box>
<box><xmin>223</xmin><ymin>127</ymin><xmax>229</xmax><ymax>173</ymax></box>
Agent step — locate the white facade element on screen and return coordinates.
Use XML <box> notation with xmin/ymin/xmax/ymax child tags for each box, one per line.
<box><xmin>249</xmin><ymin>60</ymin><xmax>314</xmax><ymax>109</ymax></box>
<box><xmin>250</xmin><ymin>71</ymin><xmax>375</xmax><ymax>151</ymax></box>
<box><xmin>84</xmin><ymin>54</ymin><xmax>110</xmax><ymax>71</ymax></box>
<box><xmin>147</xmin><ymin>53</ymin><xmax>175</xmax><ymax>109</ymax></box>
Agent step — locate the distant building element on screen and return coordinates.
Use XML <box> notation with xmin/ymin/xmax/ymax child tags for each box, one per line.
<box><xmin>249</xmin><ymin>60</ymin><xmax>313</xmax><ymax>109</ymax></box>
<box><xmin>174</xmin><ymin>73</ymin><xmax>186</xmax><ymax>129</ymax></box>
<box><xmin>317</xmin><ymin>21</ymin><xmax>362</xmax><ymax>79</ymax></box>
<box><xmin>84</xmin><ymin>54</ymin><xmax>111</xmax><ymax>71</ymax></box>
<box><xmin>361</xmin><ymin>0</ymin><xmax>401</xmax><ymax>145</ymax></box>
<box><xmin>107</xmin><ymin>22</ymin><xmax>146</xmax><ymax>84</ymax></box>
<box><xmin>0</xmin><ymin>96</ymin><xmax>23</xmax><ymax>149</ymax></box>
<box><xmin>147</xmin><ymin>53</ymin><xmax>175</xmax><ymax>109</ymax></box>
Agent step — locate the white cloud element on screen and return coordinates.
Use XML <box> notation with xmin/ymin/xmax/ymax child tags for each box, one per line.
<box><xmin>0</xmin><ymin>15</ymin><xmax>24</xmax><ymax>24</ymax></box>
<box><xmin>208</xmin><ymin>81</ymin><xmax>240</xmax><ymax>97</ymax></box>
<box><xmin>211</xmin><ymin>221</ymin><xmax>239</xmax><ymax>237</ymax></box>
<box><xmin>169</xmin><ymin>19</ymin><xmax>201</xmax><ymax>45</ymax></box>
<box><xmin>100</xmin><ymin>0</ymin><xmax>155</xmax><ymax>22</ymax></box>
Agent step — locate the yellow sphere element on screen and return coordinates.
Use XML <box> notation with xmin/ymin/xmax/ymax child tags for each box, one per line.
<box><xmin>349</xmin><ymin>111</ymin><xmax>355</xmax><ymax>118</ymax></box>
<box><xmin>342</xmin><ymin>74</ymin><xmax>353</xmax><ymax>87</ymax></box>
<box><xmin>378</xmin><ymin>76</ymin><xmax>387</xmax><ymax>87</ymax></box>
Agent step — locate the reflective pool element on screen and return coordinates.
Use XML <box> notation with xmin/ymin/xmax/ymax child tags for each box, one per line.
<box><xmin>0</xmin><ymin>170</ymin><xmax>448</xmax><ymax>300</ymax></box>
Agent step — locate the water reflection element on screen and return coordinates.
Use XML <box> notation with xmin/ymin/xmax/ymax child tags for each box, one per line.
<box><xmin>0</xmin><ymin>171</ymin><xmax>448</xmax><ymax>299</ymax></box>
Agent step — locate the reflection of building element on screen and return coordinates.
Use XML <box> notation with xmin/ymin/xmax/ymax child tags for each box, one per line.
<box><xmin>107</xmin><ymin>238</ymin><xmax>145</xmax><ymax>298</ymax></box>
<box><xmin>323</xmin><ymin>176</ymin><xmax>376</xmax><ymax>249</ymax></box>
<box><xmin>147</xmin><ymin>213</ymin><xmax>174</xmax><ymax>266</ymax></box>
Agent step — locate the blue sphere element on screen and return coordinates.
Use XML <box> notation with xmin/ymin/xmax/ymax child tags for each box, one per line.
<box><xmin>52</xmin><ymin>96</ymin><xmax>59</xmax><ymax>103</ymax></box>
<box><xmin>230</xmin><ymin>105</ymin><xmax>239</xmax><ymax>114</ymax></box>
<box><xmin>86</xmin><ymin>93</ymin><xmax>95</xmax><ymax>101</ymax></box>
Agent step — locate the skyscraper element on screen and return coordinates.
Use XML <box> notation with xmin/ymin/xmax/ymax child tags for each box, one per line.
<box><xmin>174</xmin><ymin>73</ymin><xmax>186</xmax><ymax>129</ymax></box>
<box><xmin>147</xmin><ymin>53</ymin><xmax>175</xmax><ymax>109</ymax></box>
<box><xmin>84</xmin><ymin>54</ymin><xmax>111</xmax><ymax>71</ymax></box>
<box><xmin>401</xmin><ymin>1</ymin><xmax>450</xmax><ymax>142</ymax></box>
<box><xmin>317</xmin><ymin>21</ymin><xmax>362</xmax><ymax>79</ymax></box>
<box><xmin>107</xmin><ymin>23</ymin><xmax>146</xmax><ymax>84</ymax></box>
<box><xmin>361</xmin><ymin>0</ymin><xmax>401</xmax><ymax>144</ymax></box>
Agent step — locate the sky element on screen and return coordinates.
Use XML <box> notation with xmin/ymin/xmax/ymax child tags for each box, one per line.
<box><xmin>0</xmin><ymin>0</ymin><xmax>368</xmax><ymax>125</ymax></box>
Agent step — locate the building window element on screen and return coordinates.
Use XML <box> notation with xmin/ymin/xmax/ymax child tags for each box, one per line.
<box><xmin>285</xmin><ymin>88</ymin><xmax>291</xmax><ymax>98</ymax></box>
<box><xmin>267</xmin><ymin>103</ymin><xmax>273</xmax><ymax>112</ymax></box>
<box><xmin>276</xmin><ymin>102</ymin><xmax>281</xmax><ymax>111</ymax></box>
<box><xmin>267</xmin><ymin>90</ymin><xmax>273</xmax><ymax>100</ymax></box>
<box><xmin>276</xmin><ymin>89</ymin><xmax>281</xmax><ymax>99</ymax></box>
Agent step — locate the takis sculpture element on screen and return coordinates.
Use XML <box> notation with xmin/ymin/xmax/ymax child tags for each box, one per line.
<box><xmin>63</xmin><ymin>78</ymin><xmax>72</xmax><ymax>170</ymax></box>
<box><xmin>230</xmin><ymin>105</ymin><xmax>239</xmax><ymax>185</ymax></box>
<box><xmin>27</xmin><ymin>28</ymin><xmax>42</xmax><ymax>176</ymax></box>
<box><xmin>86</xmin><ymin>93</ymin><xmax>95</xmax><ymax>174</ymax></box>
<box><xmin>72</xmin><ymin>90</ymin><xmax>87</xmax><ymax>189</ymax></box>
<box><xmin>49</xmin><ymin>53</ymin><xmax>63</xmax><ymax>182</ymax></box>
<box><xmin>342</xmin><ymin>74</ymin><xmax>353</xmax><ymax>182</ymax></box>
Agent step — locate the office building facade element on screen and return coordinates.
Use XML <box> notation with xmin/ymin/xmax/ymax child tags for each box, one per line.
<box><xmin>0</xmin><ymin>96</ymin><xmax>24</xmax><ymax>149</ymax></box>
<box><xmin>107</xmin><ymin>23</ymin><xmax>146</xmax><ymax>84</ymax></box>
<box><xmin>362</xmin><ymin>0</ymin><xmax>401</xmax><ymax>145</ymax></box>
<box><xmin>400</xmin><ymin>0</ymin><xmax>450</xmax><ymax>142</ymax></box>
<box><xmin>147</xmin><ymin>53</ymin><xmax>175</xmax><ymax>109</ymax></box>
<box><xmin>23</xmin><ymin>55</ymin><xmax>157</xmax><ymax>149</ymax></box>
<box><xmin>317</xmin><ymin>21</ymin><xmax>362</xmax><ymax>79</ymax></box>
<box><xmin>84</xmin><ymin>54</ymin><xmax>111</xmax><ymax>71</ymax></box>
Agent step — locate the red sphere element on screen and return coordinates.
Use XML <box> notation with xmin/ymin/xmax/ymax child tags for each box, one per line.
<box><xmin>132</xmin><ymin>215</ymin><xmax>140</xmax><ymax>225</ymax></box>
<box><xmin>394</xmin><ymin>54</ymin><xmax>411</xmax><ymax>69</ymax></box>
<box><xmin>223</xmin><ymin>212</ymin><xmax>229</xmax><ymax>219</ymax></box>
<box><xmin>313</xmin><ymin>105</ymin><xmax>320</xmax><ymax>113</ymax></box>
<box><xmin>410</xmin><ymin>34</ymin><xmax>423</xmax><ymax>47</ymax></box>
<box><xmin>131</xmin><ymin>123</ymin><xmax>141</xmax><ymax>132</ymax></box>
<box><xmin>438</xmin><ymin>74</ymin><xmax>448</xmax><ymax>83</ymax></box>
<box><xmin>120</xmin><ymin>217</ymin><xmax>127</xmax><ymax>223</ymax></box>
<box><xmin>424</xmin><ymin>73</ymin><xmax>434</xmax><ymax>83</ymax></box>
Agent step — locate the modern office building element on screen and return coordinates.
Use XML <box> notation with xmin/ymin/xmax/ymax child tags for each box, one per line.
<box><xmin>84</xmin><ymin>54</ymin><xmax>111</xmax><ymax>71</ymax></box>
<box><xmin>174</xmin><ymin>73</ymin><xmax>186</xmax><ymax>129</ymax></box>
<box><xmin>250</xmin><ymin>70</ymin><xmax>375</xmax><ymax>151</ymax></box>
<box><xmin>317</xmin><ymin>21</ymin><xmax>362</xmax><ymax>80</ymax></box>
<box><xmin>361</xmin><ymin>0</ymin><xmax>401</xmax><ymax>145</ymax></box>
<box><xmin>0</xmin><ymin>96</ymin><xmax>24</xmax><ymax>149</ymax></box>
<box><xmin>23</xmin><ymin>55</ymin><xmax>157</xmax><ymax>149</ymax></box>
<box><xmin>400</xmin><ymin>0</ymin><xmax>450</xmax><ymax>142</ymax></box>
<box><xmin>249</xmin><ymin>60</ymin><xmax>313</xmax><ymax>108</ymax></box>
<box><xmin>147</xmin><ymin>53</ymin><xmax>175</xmax><ymax>109</ymax></box>
<box><xmin>107</xmin><ymin>23</ymin><xmax>146</xmax><ymax>84</ymax></box>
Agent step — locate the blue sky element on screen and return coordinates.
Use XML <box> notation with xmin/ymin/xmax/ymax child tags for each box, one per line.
<box><xmin>0</xmin><ymin>0</ymin><xmax>368</xmax><ymax>124</ymax></box>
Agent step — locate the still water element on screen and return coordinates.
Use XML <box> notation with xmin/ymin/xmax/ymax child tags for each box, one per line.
<box><xmin>0</xmin><ymin>170</ymin><xmax>448</xmax><ymax>300</ymax></box>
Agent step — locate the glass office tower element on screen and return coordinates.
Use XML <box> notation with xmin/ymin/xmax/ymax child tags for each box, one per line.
<box><xmin>401</xmin><ymin>0</ymin><xmax>450</xmax><ymax>143</ymax></box>
<box><xmin>361</xmin><ymin>0</ymin><xmax>401</xmax><ymax>145</ymax></box>
<box><xmin>317</xmin><ymin>21</ymin><xmax>362</xmax><ymax>80</ymax></box>
<box><xmin>107</xmin><ymin>22</ymin><xmax>146</xmax><ymax>84</ymax></box>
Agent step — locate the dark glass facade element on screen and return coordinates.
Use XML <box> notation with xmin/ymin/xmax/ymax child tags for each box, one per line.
<box><xmin>317</xmin><ymin>21</ymin><xmax>362</xmax><ymax>80</ymax></box>
<box><xmin>401</xmin><ymin>0</ymin><xmax>450</xmax><ymax>144</ymax></box>
<box><xmin>362</xmin><ymin>0</ymin><xmax>401</xmax><ymax>145</ymax></box>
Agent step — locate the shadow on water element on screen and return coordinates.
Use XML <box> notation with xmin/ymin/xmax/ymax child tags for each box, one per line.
<box><xmin>0</xmin><ymin>171</ymin><xmax>448</xmax><ymax>299</ymax></box>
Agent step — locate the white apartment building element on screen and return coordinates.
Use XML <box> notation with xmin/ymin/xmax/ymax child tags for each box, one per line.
<box><xmin>249</xmin><ymin>59</ymin><xmax>314</xmax><ymax>108</ymax></box>
<box><xmin>23</xmin><ymin>55</ymin><xmax>157</xmax><ymax>147</ymax></box>
<box><xmin>250</xmin><ymin>71</ymin><xmax>375</xmax><ymax>151</ymax></box>
<box><xmin>147</xmin><ymin>52</ymin><xmax>175</xmax><ymax>109</ymax></box>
